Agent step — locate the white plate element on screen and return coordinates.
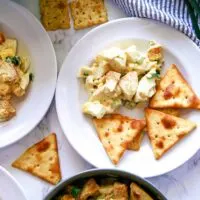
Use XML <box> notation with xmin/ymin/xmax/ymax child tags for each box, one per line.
<box><xmin>0</xmin><ymin>2</ymin><xmax>57</xmax><ymax>148</ymax></box>
<box><xmin>56</xmin><ymin>18</ymin><xmax>200</xmax><ymax>177</ymax></box>
<box><xmin>0</xmin><ymin>166</ymin><xmax>27</xmax><ymax>200</ymax></box>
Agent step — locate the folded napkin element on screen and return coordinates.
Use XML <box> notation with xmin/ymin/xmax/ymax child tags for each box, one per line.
<box><xmin>112</xmin><ymin>0</ymin><xmax>200</xmax><ymax>47</ymax></box>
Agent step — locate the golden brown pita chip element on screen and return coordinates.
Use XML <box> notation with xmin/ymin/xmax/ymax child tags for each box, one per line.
<box><xmin>40</xmin><ymin>0</ymin><xmax>71</xmax><ymax>30</ymax></box>
<box><xmin>130</xmin><ymin>182</ymin><xmax>153</xmax><ymax>200</ymax></box>
<box><xmin>127</xmin><ymin>130</ymin><xmax>145</xmax><ymax>151</ymax></box>
<box><xmin>157</xmin><ymin>108</ymin><xmax>180</xmax><ymax>117</ymax></box>
<box><xmin>12</xmin><ymin>133</ymin><xmax>61</xmax><ymax>185</ymax></box>
<box><xmin>106</xmin><ymin>114</ymin><xmax>146</xmax><ymax>151</ymax></box>
<box><xmin>93</xmin><ymin>114</ymin><xmax>146</xmax><ymax>164</ymax></box>
<box><xmin>69</xmin><ymin>0</ymin><xmax>108</xmax><ymax>30</ymax></box>
<box><xmin>145</xmin><ymin>109</ymin><xmax>196</xmax><ymax>159</ymax></box>
<box><xmin>150</xmin><ymin>64</ymin><xmax>200</xmax><ymax>109</ymax></box>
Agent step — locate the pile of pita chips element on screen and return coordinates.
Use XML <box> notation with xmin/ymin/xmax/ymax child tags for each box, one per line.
<box><xmin>93</xmin><ymin>114</ymin><xmax>145</xmax><ymax>165</ymax></box>
<box><xmin>12</xmin><ymin>133</ymin><xmax>61</xmax><ymax>185</ymax></box>
<box><xmin>145</xmin><ymin>109</ymin><xmax>196</xmax><ymax>159</ymax></box>
<box><xmin>150</xmin><ymin>64</ymin><xmax>200</xmax><ymax>109</ymax></box>
<box><xmin>69</xmin><ymin>0</ymin><xmax>108</xmax><ymax>30</ymax></box>
<box><xmin>145</xmin><ymin>64</ymin><xmax>199</xmax><ymax>159</ymax></box>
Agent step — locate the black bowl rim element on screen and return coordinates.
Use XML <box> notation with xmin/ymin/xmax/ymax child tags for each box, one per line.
<box><xmin>44</xmin><ymin>168</ymin><xmax>167</xmax><ymax>200</ymax></box>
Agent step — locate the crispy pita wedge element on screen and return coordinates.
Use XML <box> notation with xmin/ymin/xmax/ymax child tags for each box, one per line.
<box><xmin>93</xmin><ymin>114</ymin><xmax>145</xmax><ymax>164</ymax></box>
<box><xmin>130</xmin><ymin>183</ymin><xmax>153</xmax><ymax>200</ymax></box>
<box><xmin>12</xmin><ymin>133</ymin><xmax>61</xmax><ymax>185</ymax></box>
<box><xmin>127</xmin><ymin>130</ymin><xmax>145</xmax><ymax>151</ymax></box>
<box><xmin>150</xmin><ymin>64</ymin><xmax>200</xmax><ymax>109</ymax></box>
<box><xmin>157</xmin><ymin>108</ymin><xmax>180</xmax><ymax>117</ymax></box>
<box><xmin>145</xmin><ymin>109</ymin><xmax>196</xmax><ymax>159</ymax></box>
<box><xmin>105</xmin><ymin>114</ymin><xmax>146</xmax><ymax>151</ymax></box>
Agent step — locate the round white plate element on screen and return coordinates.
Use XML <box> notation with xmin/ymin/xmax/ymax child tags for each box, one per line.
<box><xmin>56</xmin><ymin>18</ymin><xmax>200</xmax><ymax>177</ymax></box>
<box><xmin>0</xmin><ymin>2</ymin><xmax>57</xmax><ymax>148</ymax></box>
<box><xmin>0</xmin><ymin>166</ymin><xmax>27</xmax><ymax>200</ymax></box>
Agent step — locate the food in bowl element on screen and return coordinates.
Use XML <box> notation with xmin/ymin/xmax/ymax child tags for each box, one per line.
<box><xmin>54</xmin><ymin>177</ymin><xmax>154</xmax><ymax>200</ymax></box>
<box><xmin>0</xmin><ymin>32</ymin><xmax>32</xmax><ymax>121</ymax></box>
<box><xmin>78</xmin><ymin>41</ymin><xmax>163</xmax><ymax>119</ymax></box>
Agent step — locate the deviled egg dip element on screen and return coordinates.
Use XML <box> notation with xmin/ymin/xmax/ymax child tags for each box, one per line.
<box><xmin>78</xmin><ymin>41</ymin><xmax>163</xmax><ymax>119</ymax></box>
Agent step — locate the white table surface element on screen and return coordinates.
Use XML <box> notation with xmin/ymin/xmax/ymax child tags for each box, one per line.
<box><xmin>1</xmin><ymin>0</ymin><xmax>200</xmax><ymax>199</ymax></box>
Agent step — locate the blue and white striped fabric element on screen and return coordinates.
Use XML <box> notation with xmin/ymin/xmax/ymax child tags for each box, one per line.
<box><xmin>112</xmin><ymin>0</ymin><xmax>200</xmax><ymax>47</ymax></box>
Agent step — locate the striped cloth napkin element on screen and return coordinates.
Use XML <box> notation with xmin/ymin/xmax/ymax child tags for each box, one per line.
<box><xmin>112</xmin><ymin>0</ymin><xmax>200</xmax><ymax>47</ymax></box>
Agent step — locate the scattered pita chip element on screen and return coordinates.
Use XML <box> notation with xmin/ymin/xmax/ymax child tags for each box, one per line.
<box><xmin>130</xmin><ymin>183</ymin><xmax>153</xmax><ymax>200</ymax></box>
<box><xmin>12</xmin><ymin>133</ymin><xmax>61</xmax><ymax>185</ymax></box>
<box><xmin>150</xmin><ymin>64</ymin><xmax>200</xmax><ymax>109</ymax></box>
<box><xmin>93</xmin><ymin>114</ymin><xmax>146</xmax><ymax>164</ymax></box>
<box><xmin>145</xmin><ymin>109</ymin><xmax>196</xmax><ymax>159</ymax></box>
<box><xmin>69</xmin><ymin>0</ymin><xmax>108</xmax><ymax>30</ymax></box>
<box><xmin>105</xmin><ymin>114</ymin><xmax>146</xmax><ymax>151</ymax></box>
<box><xmin>40</xmin><ymin>0</ymin><xmax>71</xmax><ymax>31</ymax></box>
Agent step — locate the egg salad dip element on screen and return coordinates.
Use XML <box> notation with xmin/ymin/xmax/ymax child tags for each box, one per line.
<box><xmin>78</xmin><ymin>41</ymin><xmax>163</xmax><ymax>119</ymax></box>
<box><xmin>0</xmin><ymin>32</ymin><xmax>32</xmax><ymax>121</ymax></box>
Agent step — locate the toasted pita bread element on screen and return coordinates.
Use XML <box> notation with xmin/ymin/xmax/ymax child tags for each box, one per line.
<box><xmin>106</xmin><ymin>114</ymin><xmax>146</xmax><ymax>151</ymax></box>
<box><xmin>130</xmin><ymin>183</ymin><xmax>153</xmax><ymax>200</ymax></box>
<box><xmin>127</xmin><ymin>131</ymin><xmax>145</xmax><ymax>151</ymax></box>
<box><xmin>150</xmin><ymin>64</ymin><xmax>200</xmax><ymax>109</ymax></box>
<box><xmin>93</xmin><ymin>114</ymin><xmax>146</xmax><ymax>164</ymax></box>
<box><xmin>12</xmin><ymin>133</ymin><xmax>61</xmax><ymax>185</ymax></box>
<box><xmin>145</xmin><ymin>109</ymin><xmax>196</xmax><ymax>159</ymax></box>
<box><xmin>157</xmin><ymin>108</ymin><xmax>180</xmax><ymax>117</ymax></box>
<box><xmin>70</xmin><ymin>0</ymin><xmax>108</xmax><ymax>30</ymax></box>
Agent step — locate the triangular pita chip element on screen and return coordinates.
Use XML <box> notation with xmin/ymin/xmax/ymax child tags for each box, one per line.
<box><xmin>130</xmin><ymin>182</ymin><xmax>153</xmax><ymax>200</ymax></box>
<box><xmin>150</xmin><ymin>64</ymin><xmax>200</xmax><ymax>109</ymax></box>
<box><xmin>93</xmin><ymin>114</ymin><xmax>146</xmax><ymax>164</ymax></box>
<box><xmin>145</xmin><ymin>109</ymin><xmax>196</xmax><ymax>159</ymax></box>
<box><xmin>106</xmin><ymin>114</ymin><xmax>146</xmax><ymax>151</ymax></box>
<box><xmin>12</xmin><ymin>133</ymin><xmax>61</xmax><ymax>185</ymax></box>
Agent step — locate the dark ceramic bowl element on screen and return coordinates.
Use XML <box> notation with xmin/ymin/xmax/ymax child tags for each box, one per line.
<box><xmin>44</xmin><ymin>169</ymin><xmax>167</xmax><ymax>200</ymax></box>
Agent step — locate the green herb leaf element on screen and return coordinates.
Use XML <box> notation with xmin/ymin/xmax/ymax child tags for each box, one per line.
<box><xmin>71</xmin><ymin>186</ymin><xmax>81</xmax><ymax>198</ymax></box>
<box><xmin>147</xmin><ymin>71</ymin><xmax>160</xmax><ymax>79</ymax></box>
<box><xmin>5</xmin><ymin>56</ymin><xmax>21</xmax><ymax>65</ymax></box>
<box><xmin>83</xmin><ymin>72</ymin><xmax>88</xmax><ymax>76</ymax></box>
<box><xmin>29</xmin><ymin>73</ymin><xmax>34</xmax><ymax>81</ymax></box>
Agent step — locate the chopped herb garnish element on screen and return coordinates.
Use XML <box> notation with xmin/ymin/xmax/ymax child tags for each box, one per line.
<box><xmin>71</xmin><ymin>186</ymin><xmax>81</xmax><ymax>198</ymax></box>
<box><xmin>29</xmin><ymin>73</ymin><xmax>34</xmax><ymax>81</ymax></box>
<box><xmin>83</xmin><ymin>72</ymin><xmax>89</xmax><ymax>76</ymax></box>
<box><xmin>5</xmin><ymin>56</ymin><xmax>21</xmax><ymax>65</ymax></box>
<box><xmin>147</xmin><ymin>71</ymin><xmax>160</xmax><ymax>79</ymax></box>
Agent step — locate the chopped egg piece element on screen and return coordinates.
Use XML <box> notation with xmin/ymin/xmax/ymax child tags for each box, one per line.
<box><xmin>134</xmin><ymin>68</ymin><xmax>158</xmax><ymax>103</ymax></box>
<box><xmin>82</xmin><ymin>101</ymin><xmax>106</xmax><ymax>119</ymax></box>
<box><xmin>125</xmin><ymin>45</ymin><xmax>145</xmax><ymax>64</ymax></box>
<box><xmin>119</xmin><ymin>71</ymin><xmax>138</xmax><ymax>101</ymax></box>
<box><xmin>147</xmin><ymin>41</ymin><xmax>163</xmax><ymax>61</ymax></box>
<box><xmin>98</xmin><ymin>47</ymin><xmax>123</xmax><ymax>60</ymax></box>
<box><xmin>104</xmin><ymin>71</ymin><xmax>121</xmax><ymax>93</ymax></box>
<box><xmin>78</xmin><ymin>66</ymin><xmax>93</xmax><ymax>78</ymax></box>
